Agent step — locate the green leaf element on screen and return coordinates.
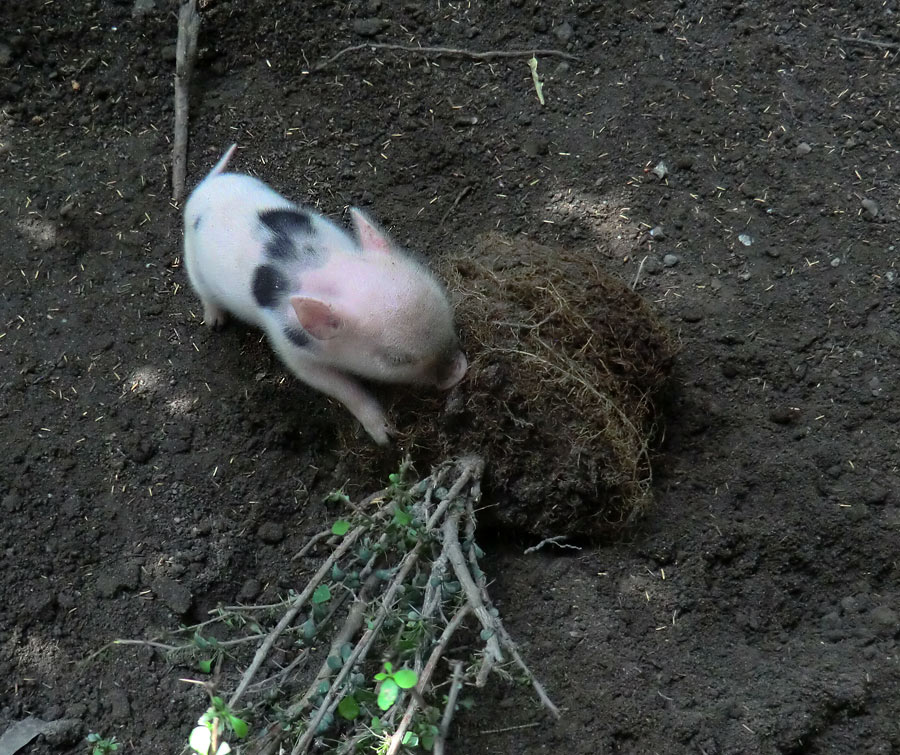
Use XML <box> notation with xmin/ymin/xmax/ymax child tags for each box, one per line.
<box><xmin>371</xmin><ymin>717</ymin><xmax>383</xmax><ymax>734</ymax></box>
<box><xmin>480</xmin><ymin>628</ymin><xmax>495</xmax><ymax>641</ymax></box>
<box><xmin>374</xmin><ymin>672</ymin><xmax>388</xmax><ymax>681</ymax></box>
<box><xmin>312</xmin><ymin>584</ymin><xmax>332</xmax><ymax>604</ymax></box>
<box><xmin>402</xmin><ymin>731</ymin><xmax>419</xmax><ymax>746</ymax></box>
<box><xmin>227</xmin><ymin>715</ymin><xmax>249</xmax><ymax>739</ymax></box>
<box><xmin>393</xmin><ymin>507</ymin><xmax>412</xmax><ymax>526</ymax></box>
<box><xmin>340</xmin><ymin>642</ymin><xmax>353</xmax><ymax>662</ymax></box>
<box><xmin>331</xmin><ymin>520</ymin><xmax>351</xmax><ymax>536</ymax></box>
<box><xmin>377</xmin><ymin>678</ymin><xmax>400</xmax><ymax>711</ymax></box>
<box><xmin>388</xmin><ymin>472</ymin><xmax>401</xmax><ymax>485</ymax></box>
<box><xmin>421</xmin><ymin>733</ymin><xmax>435</xmax><ymax>750</ymax></box>
<box><xmin>393</xmin><ymin>668</ymin><xmax>418</xmax><ymax>689</ymax></box>
<box><xmin>327</xmin><ymin>655</ymin><xmax>343</xmax><ymax>670</ymax></box>
<box><xmin>383</xmin><ymin>661</ymin><xmax>393</xmax><ymax>673</ymax></box>
<box><xmin>301</xmin><ymin>618</ymin><xmax>316</xmax><ymax>640</ymax></box>
<box><xmin>189</xmin><ymin>725</ymin><xmax>212</xmax><ymax>754</ymax></box>
<box><xmin>197</xmin><ymin>658</ymin><xmax>213</xmax><ymax>674</ymax></box>
<box><xmin>337</xmin><ymin>695</ymin><xmax>360</xmax><ymax>720</ymax></box>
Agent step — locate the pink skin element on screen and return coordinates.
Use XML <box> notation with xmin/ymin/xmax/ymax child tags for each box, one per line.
<box><xmin>183</xmin><ymin>145</ymin><xmax>467</xmax><ymax>444</ymax></box>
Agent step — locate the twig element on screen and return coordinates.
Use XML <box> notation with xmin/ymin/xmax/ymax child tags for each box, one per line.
<box><xmin>228</xmin><ymin>522</ymin><xmax>368</xmax><ymax>708</ymax></box>
<box><xmin>631</xmin><ymin>256</ymin><xmax>647</xmax><ymax>290</ymax></box>
<box><xmin>478</xmin><ymin>721</ymin><xmax>543</xmax><ymax>735</ymax></box>
<box><xmin>443</xmin><ymin>510</ymin><xmax>504</xmax><ymax>665</ymax></box>
<box><xmin>386</xmin><ymin>605</ymin><xmax>471</xmax><ymax>755</ymax></box>
<box><xmin>291</xmin><ymin>528</ymin><xmax>333</xmax><ymax>561</ymax></box>
<box><xmin>523</xmin><ymin>536</ymin><xmax>582</xmax><ymax>554</ymax></box>
<box><xmin>316</xmin><ymin>43</ymin><xmax>578</xmax><ymax>71</ymax></box>
<box><xmin>172</xmin><ymin>0</ymin><xmax>200</xmax><ymax>202</ymax></box>
<box><xmin>494</xmin><ymin>620</ymin><xmax>561</xmax><ymax>719</ymax></box>
<box><xmin>440</xmin><ymin>185</ymin><xmax>472</xmax><ymax>228</ymax></box>
<box><xmin>836</xmin><ymin>35</ymin><xmax>900</xmax><ymax>50</ymax></box>
<box><xmin>291</xmin><ymin>541</ymin><xmax>427</xmax><ymax>754</ymax></box>
<box><xmin>434</xmin><ymin>660</ymin><xmax>464</xmax><ymax>755</ymax></box>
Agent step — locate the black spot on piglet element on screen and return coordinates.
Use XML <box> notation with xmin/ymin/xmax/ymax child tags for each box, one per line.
<box><xmin>284</xmin><ymin>327</ymin><xmax>310</xmax><ymax>348</ymax></box>
<box><xmin>259</xmin><ymin>208</ymin><xmax>314</xmax><ymax>261</ymax></box>
<box><xmin>252</xmin><ymin>264</ymin><xmax>288</xmax><ymax>309</ymax></box>
<box><xmin>259</xmin><ymin>208</ymin><xmax>313</xmax><ymax>236</ymax></box>
<box><xmin>192</xmin><ymin>214</ymin><xmax>203</xmax><ymax>231</ymax></box>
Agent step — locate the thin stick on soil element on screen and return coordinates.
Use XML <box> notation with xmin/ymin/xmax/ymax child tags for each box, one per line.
<box><xmin>172</xmin><ymin>0</ymin><xmax>200</xmax><ymax>202</ymax></box>
<box><xmin>434</xmin><ymin>660</ymin><xmax>465</xmax><ymax>755</ymax></box>
<box><xmin>385</xmin><ymin>604</ymin><xmax>472</xmax><ymax>755</ymax></box>
<box><xmin>228</xmin><ymin>522</ymin><xmax>368</xmax><ymax>708</ymax></box>
<box><xmin>316</xmin><ymin>43</ymin><xmax>578</xmax><ymax>71</ymax></box>
<box><xmin>836</xmin><ymin>35</ymin><xmax>900</xmax><ymax>50</ymax></box>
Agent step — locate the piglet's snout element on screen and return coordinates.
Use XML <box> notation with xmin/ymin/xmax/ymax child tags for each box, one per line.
<box><xmin>434</xmin><ymin>350</ymin><xmax>468</xmax><ymax>390</ymax></box>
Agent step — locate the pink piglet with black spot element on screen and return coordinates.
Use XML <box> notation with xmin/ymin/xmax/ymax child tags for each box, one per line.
<box><xmin>182</xmin><ymin>144</ymin><xmax>468</xmax><ymax>445</ymax></box>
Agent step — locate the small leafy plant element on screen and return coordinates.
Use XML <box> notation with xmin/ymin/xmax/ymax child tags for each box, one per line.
<box><xmin>188</xmin><ymin>696</ymin><xmax>249</xmax><ymax>755</ymax></box>
<box><xmin>86</xmin><ymin>733</ymin><xmax>120</xmax><ymax>755</ymax></box>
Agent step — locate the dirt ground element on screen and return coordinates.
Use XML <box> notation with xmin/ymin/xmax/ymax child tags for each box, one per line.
<box><xmin>3</xmin><ymin>0</ymin><xmax>900</xmax><ymax>753</ymax></box>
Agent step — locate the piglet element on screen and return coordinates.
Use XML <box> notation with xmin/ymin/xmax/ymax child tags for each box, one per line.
<box><xmin>183</xmin><ymin>144</ymin><xmax>467</xmax><ymax>445</ymax></box>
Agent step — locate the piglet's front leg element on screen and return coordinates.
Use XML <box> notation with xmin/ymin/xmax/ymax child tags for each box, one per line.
<box><xmin>294</xmin><ymin>362</ymin><xmax>394</xmax><ymax>445</ymax></box>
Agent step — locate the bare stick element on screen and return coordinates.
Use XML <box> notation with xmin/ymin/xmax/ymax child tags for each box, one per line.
<box><xmin>316</xmin><ymin>43</ymin><xmax>578</xmax><ymax>71</ymax></box>
<box><xmin>440</xmin><ymin>185</ymin><xmax>472</xmax><ymax>228</ymax></box>
<box><xmin>172</xmin><ymin>0</ymin><xmax>200</xmax><ymax>202</ymax></box>
<box><xmin>291</xmin><ymin>528</ymin><xmax>333</xmax><ymax>561</ymax></box>
<box><xmin>523</xmin><ymin>535</ymin><xmax>582</xmax><ymax>554</ymax></box>
<box><xmin>228</xmin><ymin>522</ymin><xmax>368</xmax><ymax>708</ymax></box>
<box><xmin>290</xmin><ymin>541</ymin><xmax>427</xmax><ymax>754</ymax></box>
<box><xmin>434</xmin><ymin>661</ymin><xmax>464</xmax><ymax>755</ymax></box>
<box><xmin>386</xmin><ymin>604</ymin><xmax>471</xmax><ymax>755</ymax></box>
<box><xmin>494</xmin><ymin>620</ymin><xmax>561</xmax><ymax>719</ymax></box>
<box><xmin>836</xmin><ymin>35</ymin><xmax>900</xmax><ymax>50</ymax></box>
<box><xmin>443</xmin><ymin>510</ymin><xmax>503</xmax><ymax>664</ymax></box>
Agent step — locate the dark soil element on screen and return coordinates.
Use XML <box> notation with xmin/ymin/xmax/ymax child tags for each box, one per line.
<box><xmin>3</xmin><ymin>1</ymin><xmax>900</xmax><ymax>754</ymax></box>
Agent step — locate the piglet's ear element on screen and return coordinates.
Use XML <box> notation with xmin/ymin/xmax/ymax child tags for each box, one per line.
<box><xmin>350</xmin><ymin>207</ymin><xmax>393</xmax><ymax>254</ymax></box>
<box><xmin>290</xmin><ymin>296</ymin><xmax>343</xmax><ymax>340</ymax></box>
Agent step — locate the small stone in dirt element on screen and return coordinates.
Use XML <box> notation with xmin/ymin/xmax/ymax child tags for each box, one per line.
<box><xmin>795</xmin><ymin>141</ymin><xmax>811</xmax><ymax>155</ymax></box>
<box><xmin>738</xmin><ymin>271</ymin><xmax>752</xmax><ymax>281</ymax></box>
<box><xmin>257</xmin><ymin>521</ymin><xmax>285</xmax><ymax>544</ymax></box>
<box><xmin>861</xmin><ymin>198</ymin><xmax>879</xmax><ymax>218</ymax></box>
<box><xmin>2</xmin><ymin>491</ymin><xmax>22</xmax><ymax>512</ymax></box>
<box><xmin>682</xmin><ymin>308</ymin><xmax>703</xmax><ymax>323</ymax></box>
<box><xmin>523</xmin><ymin>136</ymin><xmax>550</xmax><ymax>157</ymax></box>
<box><xmin>721</xmin><ymin>361</ymin><xmax>738</xmax><ymax>378</ymax></box>
<box><xmin>831</xmin><ymin>257</ymin><xmax>841</xmax><ymax>268</ymax></box>
<box><xmin>651</xmin><ymin>160</ymin><xmax>668</xmax><ymax>179</ymax></box>
<box><xmin>107</xmin><ymin>688</ymin><xmax>132</xmax><ymax>722</ymax></box>
<box><xmin>663</xmin><ymin>253</ymin><xmax>679</xmax><ymax>267</ymax></box>
<box><xmin>96</xmin><ymin>560</ymin><xmax>141</xmax><ymax>598</ymax></box>
<box><xmin>649</xmin><ymin>225</ymin><xmax>665</xmax><ymax>239</ymax></box>
<box><xmin>152</xmin><ymin>575</ymin><xmax>192</xmax><ymax>615</ymax></box>
<box><xmin>765</xmin><ymin>247</ymin><xmax>781</xmax><ymax>258</ymax></box>
<box><xmin>352</xmin><ymin>18</ymin><xmax>387</xmax><ymax>37</ymax></box>
<box><xmin>869</xmin><ymin>605</ymin><xmax>898</xmax><ymax>635</ymax></box>
<box><xmin>642</xmin><ymin>256</ymin><xmax>663</xmax><ymax>275</ymax></box>
<box><xmin>554</xmin><ymin>61</ymin><xmax>570</xmax><ymax>76</ymax></box>
<box><xmin>553</xmin><ymin>21</ymin><xmax>574</xmax><ymax>44</ymax></box>
<box><xmin>737</xmin><ymin>233</ymin><xmax>753</xmax><ymax>246</ymax></box>
<box><xmin>768</xmin><ymin>407</ymin><xmax>797</xmax><ymax>425</ymax></box>
<box><xmin>238</xmin><ymin>579</ymin><xmax>262</xmax><ymax>602</ymax></box>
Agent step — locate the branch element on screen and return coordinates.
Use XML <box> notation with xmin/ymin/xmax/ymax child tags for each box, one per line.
<box><xmin>316</xmin><ymin>43</ymin><xmax>578</xmax><ymax>71</ymax></box>
<box><xmin>171</xmin><ymin>0</ymin><xmax>200</xmax><ymax>202</ymax></box>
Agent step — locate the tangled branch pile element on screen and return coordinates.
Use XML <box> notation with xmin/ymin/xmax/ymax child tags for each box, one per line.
<box><xmin>146</xmin><ymin>457</ymin><xmax>555</xmax><ymax>755</ymax></box>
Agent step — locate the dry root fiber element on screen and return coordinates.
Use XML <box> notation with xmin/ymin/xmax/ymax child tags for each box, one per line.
<box><xmin>386</xmin><ymin>233</ymin><xmax>677</xmax><ymax>541</ymax></box>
